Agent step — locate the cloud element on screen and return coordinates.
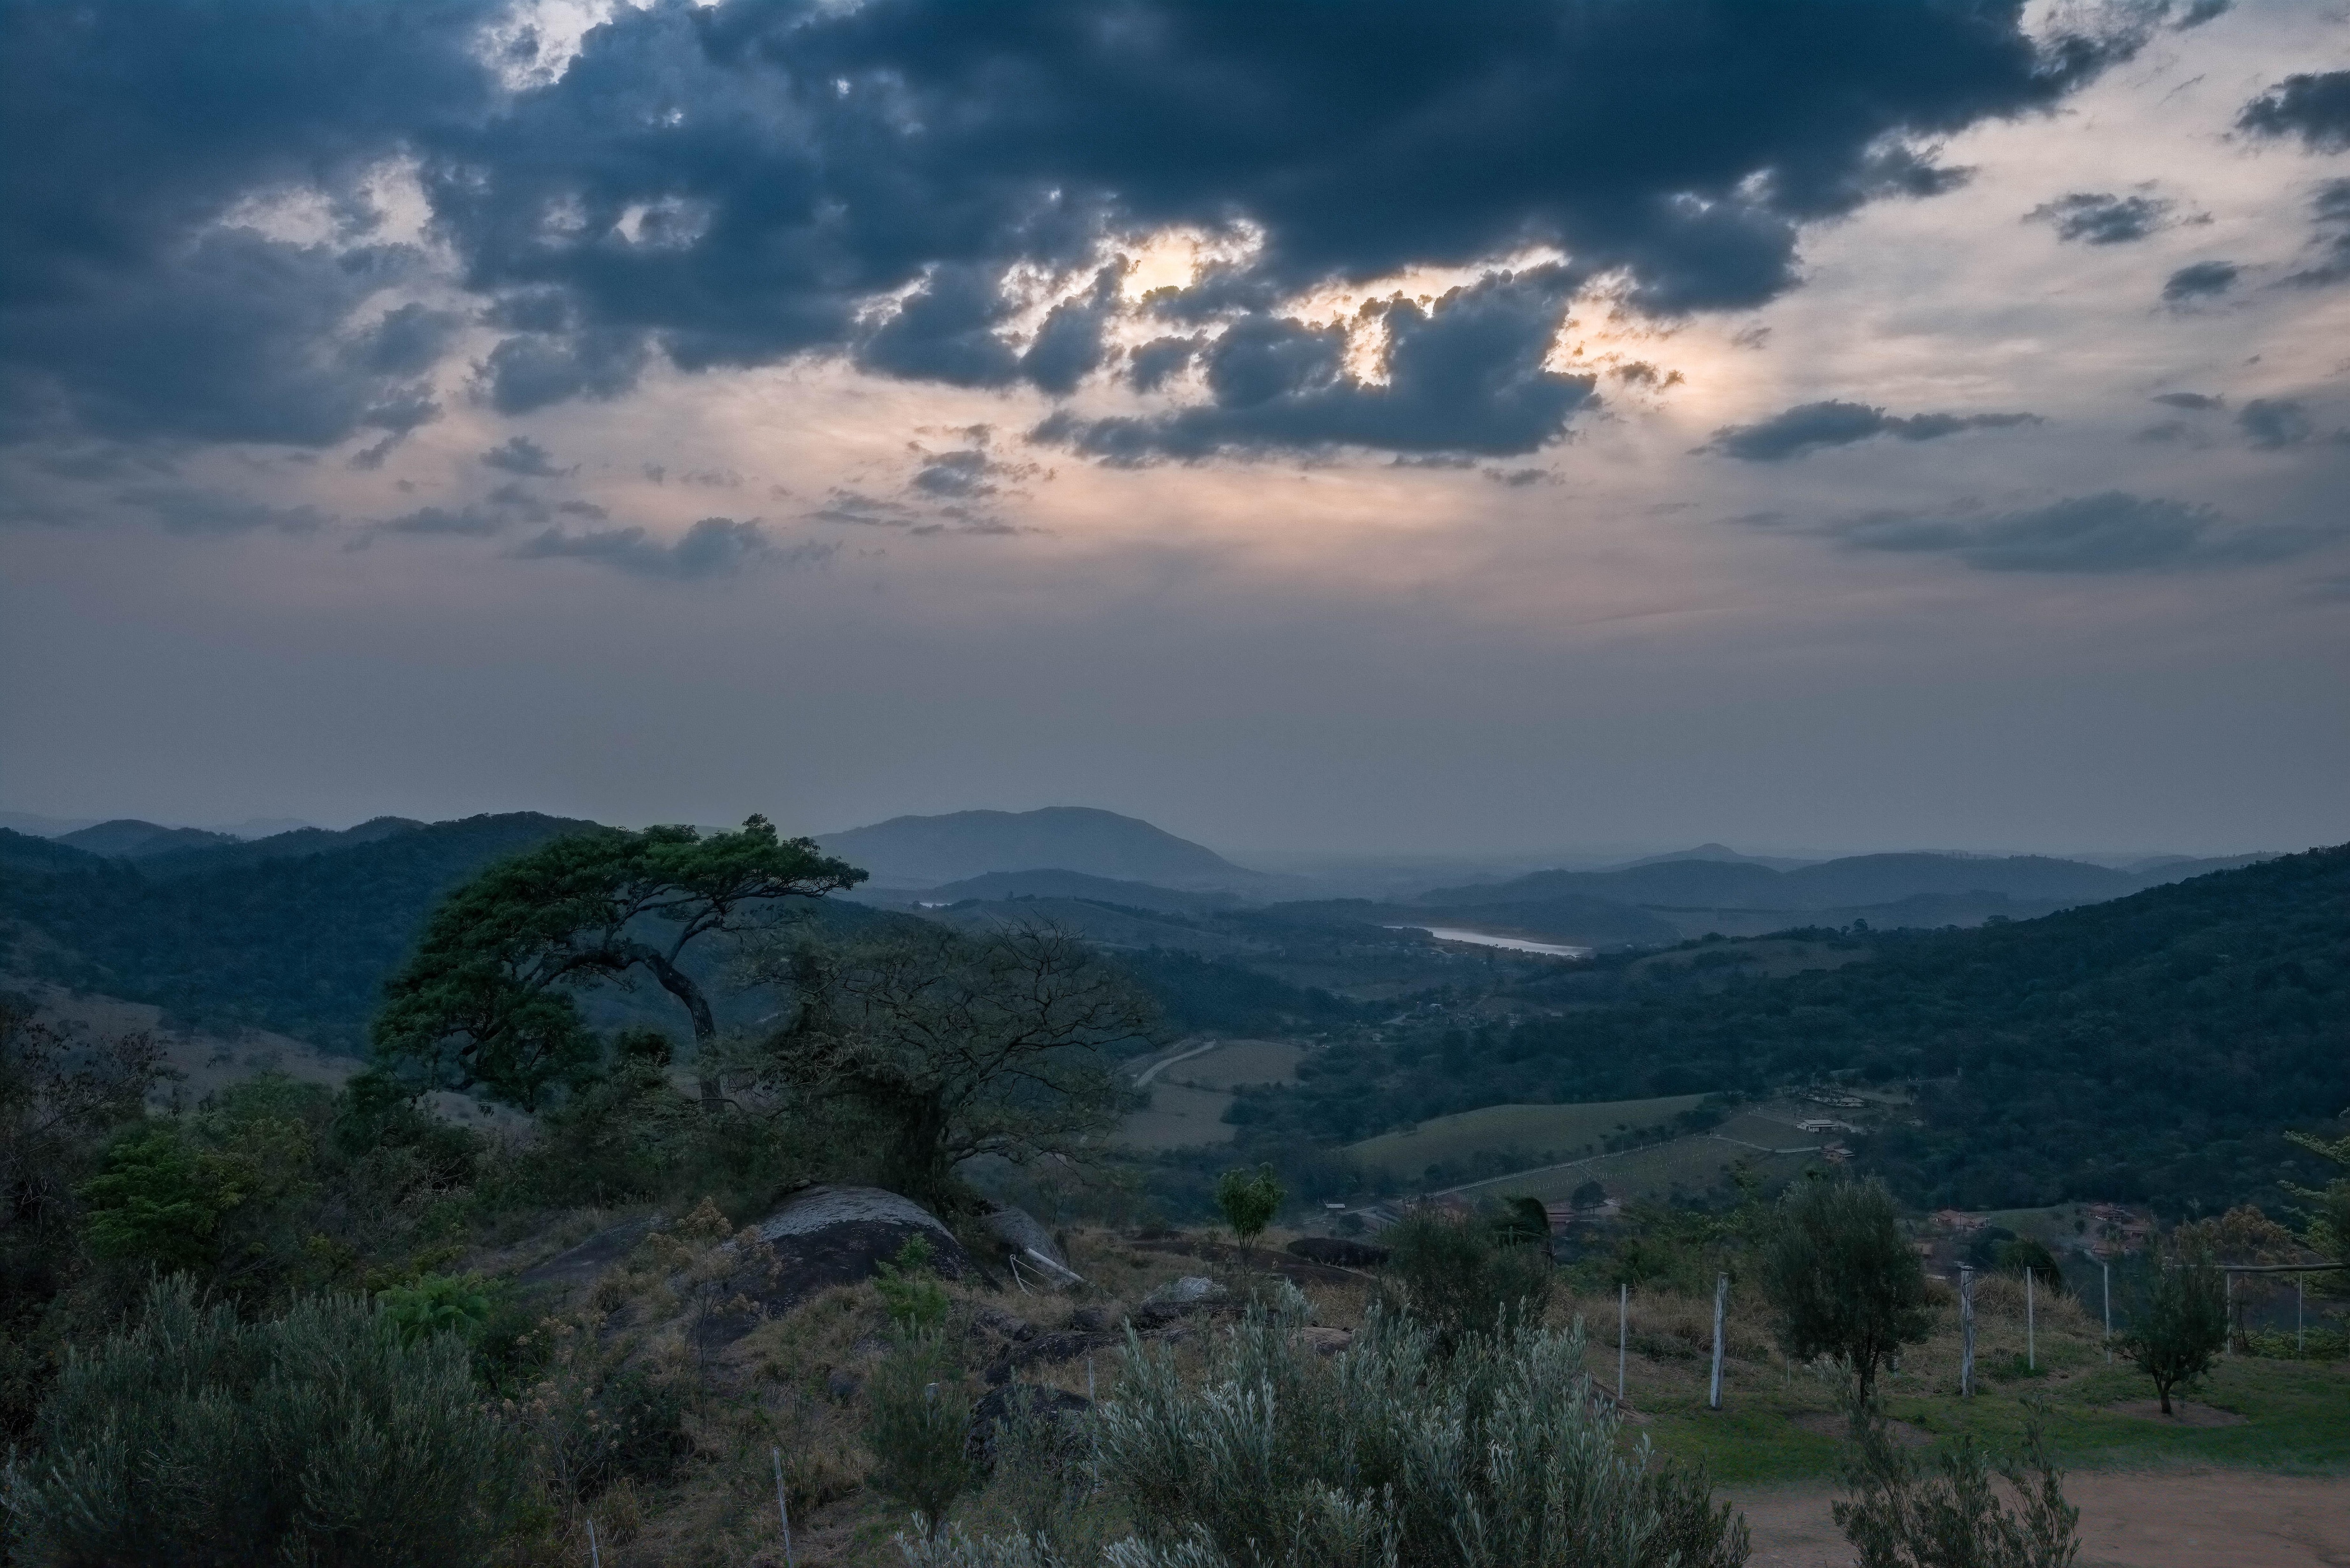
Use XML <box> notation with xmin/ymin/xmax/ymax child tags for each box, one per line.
<box><xmin>0</xmin><ymin>2</ymin><xmax>495</xmax><ymax>447</ymax></box>
<box><xmin>114</xmin><ymin>485</ymin><xmax>331</xmax><ymax>536</ymax></box>
<box><xmin>1748</xmin><ymin>491</ymin><xmax>2343</xmax><ymax>573</ymax></box>
<box><xmin>910</xmin><ymin>451</ymin><xmax>994</xmax><ymax>499</ymax></box>
<box><xmin>1035</xmin><ymin>271</ymin><xmax>1598</xmax><ymax>458</ymax></box>
<box><xmin>2237</xmin><ymin>398</ymin><xmax>2314</xmax><ymax>450</ymax></box>
<box><xmin>2162</xmin><ymin>261</ymin><xmax>2239</xmax><ymax>301</ymax></box>
<box><xmin>2151</xmin><ymin>392</ymin><xmax>2223</xmax><ymax>411</ymax></box>
<box><xmin>480</xmin><ymin>436</ymin><xmax>568</xmax><ymax>476</ymax></box>
<box><xmin>510</xmin><ymin>516</ymin><xmax>816</xmax><ymax>578</ymax></box>
<box><xmin>2026</xmin><ymin>191</ymin><xmax>2176</xmax><ymax>245</ymax></box>
<box><xmin>2285</xmin><ymin>179</ymin><xmax>2350</xmax><ymax>288</ymax></box>
<box><xmin>2238</xmin><ymin>70</ymin><xmax>2350</xmax><ymax>152</ymax></box>
<box><xmin>415</xmin><ymin>0</ymin><xmax>2127</xmax><ymax>452</ymax></box>
<box><xmin>1703</xmin><ymin>400</ymin><xmax>2042</xmax><ymax>462</ymax></box>
<box><xmin>2172</xmin><ymin>0</ymin><xmax>2232</xmax><ymax>28</ymax></box>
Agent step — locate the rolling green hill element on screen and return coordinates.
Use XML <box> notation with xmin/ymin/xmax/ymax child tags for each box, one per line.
<box><xmin>1348</xmin><ymin>1095</ymin><xmax>1706</xmax><ymax>1174</ymax></box>
<box><xmin>1237</xmin><ymin>847</ymin><xmax>2350</xmax><ymax>1215</ymax></box>
<box><xmin>0</xmin><ymin>812</ymin><xmax>603</xmax><ymax>1049</ymax></box>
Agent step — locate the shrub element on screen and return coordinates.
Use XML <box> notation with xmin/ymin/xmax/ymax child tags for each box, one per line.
<box><xmin>910</xmin><ymin>1284</ymin><xmax>1747</xmax><ymax>1567</ymax></box>
<box><xmin>875</xmin><ymin>1233</ymin><xmax>952</xmax><ymax>1334</ymax></box>
<box><xmin>1833</xmin><ymin>1402</ymin><xmax>2079</xmax><ymax>1568</ymax></box>
<box><xmin>2117</xmin><ymin>1257</ymin><xmax>2228</xmax><ymax>1415</ymax></box>
<box><xmin>1</xmin><ymin>1276</ymin><xmax>525</xmax><ymax>1567</ymax></box>
<box><xmin>377</xmin><ymin>1272</ymin><xmax>494</xmax><ymax>1344</ymax></box>
<box><xmin>1758</xmin><ymin>1178</ymin><xmax>1932</xmax><ymax>1411</ymax></box>
<box><xmin>867</xmin><ymin>1330</ymin><xmax>978</xmax><ymax>1540</ymax></box>
<box><xmin>1992</xmin><ymin>1237</ymin><xmax>2066</xmax><ymax>1295</ymax></box>
<box><xmin>1381</xmin><ymin>1206</ymin><xmax>1552</xmax><ymax>1350</ymax></box>
<box><xmin>1213</xmin><ymin>1163</ymin><xmax>1283</xmax><ymax>1256</ymax></box>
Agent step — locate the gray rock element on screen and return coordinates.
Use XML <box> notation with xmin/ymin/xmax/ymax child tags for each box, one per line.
<box><xmin>982</xmin><ymin>1202</ymin><xmax>1071</xmax><ymax>1271</ymax></box>
<box><xmin>688</xmin><ymin>1185</ymin><xmax>973</xmax><ymax>1351</ymax></box>
<box><xmin>1142</xmin><ymin>1275</ymin><xmax>1227</xmax><ymax>1309</ymax></box>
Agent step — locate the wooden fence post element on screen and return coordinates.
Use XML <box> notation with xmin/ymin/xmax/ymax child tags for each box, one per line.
<box><xmin>1708</xmin><ymin>1272</ymin><xmax>1727</xmax><ymax>1411</ymax></box>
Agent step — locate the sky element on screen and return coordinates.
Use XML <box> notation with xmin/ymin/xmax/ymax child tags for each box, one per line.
<box><xmin>2</xmin><ymin>0</ymin><xmax>2348</xmax><ymax>860</ymax></box>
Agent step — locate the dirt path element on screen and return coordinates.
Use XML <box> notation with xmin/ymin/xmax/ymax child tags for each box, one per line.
<box><xmin>1731</xmin><ymin>1468</ymin><xmax>2350</xmax><ymax>1568</ymax></box>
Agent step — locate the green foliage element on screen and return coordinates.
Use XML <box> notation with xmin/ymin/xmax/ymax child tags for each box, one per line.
<box><xmin>0</xmin><ymin>813</ymin><xmax>598</xmax><ymax>1050</ymax></box>
<box><xmin>2117</xmin><ymin>1256</ymin><xmax>2230</xmax><ymax>1414</ymax></box>
<box><xmin>1993</xmin><ymin>1237</ymin><xmax>2067</xmax><ymax>1295</ymax></box>
<box><xmin>1833</xmin><ymin>1404</ymin><xmax>2080</xmax><ymax>1568</ymax></box>
<box><xmin>1231</xmin><ymin>847</ymin><xmax>2350</xmax><ymax>1216</ymax></box>
<box><xmin>1490</xmin><ymin>1193</ymin><xmax>1552</xmax><ymax>1248</ymax></box>
<box><xmin>875</xmin><ymin>1233</ymin><xmax>952</xmax><ymax>1333</ymax></box>
<box><xmin>371</xmin><ymin>815</ymin><xmax>863</xmax><ymax>1108</ymax></box>
<box><xmin>74</xmin><ymin>1123</ymin><xmax>232</xmax><ymax>1274</ymax></box>
<box><xmin>865</xmin><ymin>1330</ymin><xmax>979</xmax><ymax>1540</ymax></box>
<box><xmin>377</xmin><ymin>1272</ymin><xmax>494</xmax><ymax>1343</ymax></box>
<box><xmin>1381</xmin><ymin>1206</ymin><xmax>1553</xmax><ymax>1350</ymax></box>
<box><xmin>2283</xmin><ymin>1127</ymin><xmax>2350</xmax><ymax>1291</ymax></box>
<box><xmin>740</xmin><ymin>922</ymin><xmax>1153</xmax><ymax>1209</ymax></box>
<box><xmin>0</xmin><ymin>1276</ymin><xmax>525</xmax><ymax>1567</ymax></box>
<box><xmin>1760</xmin><ymin>1178</ymin><xmax>1933</xmax><ymax>1409</ymax></box>
<box><xmin>1064</xmin><ymin>1286</ymin><xmax>1745</xmax><ymax>1568</ymax></box>
<box><xmin>1212</xmin><ymin>1162</ymin><xmax>1283</xmax><ymax>1253</ymax></box>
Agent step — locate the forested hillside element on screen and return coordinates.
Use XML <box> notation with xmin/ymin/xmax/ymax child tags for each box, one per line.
<box><xmin>0</xmin><ymin>813</ymin><xmax>600</xmax><ymax>1049</ymax></box>
<box><xmin>1232</xmin><ymin>847</ymin><xmax>2350</xmax><ymax>1214</ymax></box>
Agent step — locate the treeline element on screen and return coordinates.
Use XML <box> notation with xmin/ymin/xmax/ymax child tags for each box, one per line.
<box><xmin>0</xmin><ymin>815</ymin><xmax>599</xmax><ymax>1049</ymax></box>
<box><xmin>1230</xmin><ymin>847</ymin><xmax>2350</xmax><ymax>1215</ymax></box>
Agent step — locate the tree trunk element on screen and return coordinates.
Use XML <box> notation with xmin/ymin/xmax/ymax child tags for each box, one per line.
<box><xmin>644</xmin><ymin>954</ymin><xmax>722</xmax><ymax>1112</ymax></box>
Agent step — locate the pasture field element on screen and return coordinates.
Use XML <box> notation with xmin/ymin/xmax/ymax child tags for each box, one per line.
<box><xmin>1164</xmin><ymin>1038</ymin><xmax>1306</xmax><ymax>1090</ymax></box>
<box><xmin>1347</xmin><ymin>1095</ymin><xmax>1706</xmax><ymax>1176</ymax></box>
<box><xmin>1117</xmin><ymin>1081</ymin><xmax>1238</xmax><ymax>1150</ymax></box>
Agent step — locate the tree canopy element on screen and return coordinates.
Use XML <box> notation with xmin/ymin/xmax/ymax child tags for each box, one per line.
<box><xmin>371</xmin><ymin>817</ymin><xmax>862</xmax><ymax>1109</ymax></box>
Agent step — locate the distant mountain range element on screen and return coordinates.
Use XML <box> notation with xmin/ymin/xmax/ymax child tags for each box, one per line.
<box><xmin>818</xmin><ymin>806</ymin><xmax>1277</xmax><ymax>891</ymax></box>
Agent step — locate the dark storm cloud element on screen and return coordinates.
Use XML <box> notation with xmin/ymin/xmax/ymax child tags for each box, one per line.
<box><xmin>2238</xmin><ymin>70</ymin><xmax>2350</xmax><ymax>152</ymax></box>
<box><xmin>2237</xmin><ymin>398</ymin><xmax>2314</xmax><ymax>450</ymax></box>
<box><xmin>2284</xmin><ymin>179</ymin><xmax>2350</xmax><ymax>289</ymax></box>
<box><xmin>2162</xmin><ymin>261</ymin><xmax>2239</xmax><ymax>301</ymax></box>
<box><xmin>0</xmin><ymin>0</ymin><xmax>500</xmax><ymax>447</ymax></box>
<box><xmin>2026</xmin><ymin>191</ymin><xmax>2176</xmax><ymax>245</ymax></box>
<box><xmin>480</xmin><ymin>436</ymin><xmax>569</xmax><ymax>476</ymax></box>
<box><xmin>510</xmin><ymin>515</ymin><xmax>814</xmax><ymax>578</ymax></box>
<box><xmin>1748</xmin><ymin>491</ymin><xmax>2343</xmax><ymax>573</ymax></box>
<box><xmin>3</xmin><ymin>0</ymin><xmax>2141</xmax><ymax>460</ymax></box>
<box><xmin>1034</xmin><ymin>271</ymin><xmax>1598</xmax><ymax>458</ymax></box>
<box><xmin>910</xmin><ymin>451</ymin><xmax>994</xmax><ymax>499</ymax></box>
<box><xmin>1704</xmin><ymin>400</ymin><xmax>2042</xmax><ymax>462</ymax></box>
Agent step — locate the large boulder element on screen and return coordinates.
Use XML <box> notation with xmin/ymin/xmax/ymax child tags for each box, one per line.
<box><xmin>692</xmin><ymin>1185</ymin><xmax>975</xmax><ymax>1350</ymax></box>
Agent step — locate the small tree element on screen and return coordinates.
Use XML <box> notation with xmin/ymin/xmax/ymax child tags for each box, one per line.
<box><xmin>2284</xmin><ymin>1128</ymin><xmax>2350</xmax><ymax>1292</ymax></box>
<box><xmin>1381</xmin><ymin>1206</ymin><xmax>1552</xmax><ymax>1351</ymax></box>
<box><xmin>373</xmin><ymin>816</ymin><xmax>863</xmax><ymax>1110</ymax></box>
<box><xmin>1214</xmin><ymin>1163</ymin><xmax>1283</xmax><ymax>1259</ymax></box>
<box><xmin>2118</xmin><ymin>1256</ymin><xmax>2228</xmax><ymax>1415</ymax></box>
<box><xmin>1759</xmin><ymin>1177</ymin><xmax>1932</xmax><ymax>1412</ymax></box>
<box><xmin>865</xmin><ymin>1331</ymin><xmax>978</xmax><ymax>1542</ymax></box>
<box><xmin>739</xmin><ymin>922</ymin><xmax>1154</xmax><ymax>1209</ymax></box>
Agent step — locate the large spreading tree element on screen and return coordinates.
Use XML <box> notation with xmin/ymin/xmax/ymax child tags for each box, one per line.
<box><xmin>372</xmin><ymin>817</ymin><xmax>863</xmax><ymax>1110</ymax></box>
<box><xmin>736</xmin><ymin>921</ymin><xmax>1155</xmax><ymax>1208</ymax></box>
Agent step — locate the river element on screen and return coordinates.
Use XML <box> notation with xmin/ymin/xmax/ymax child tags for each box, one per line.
<box><xmin>1387</xmin><ymin>925</ymin><xmax>1593</xmax><ymax>959</ymax></box>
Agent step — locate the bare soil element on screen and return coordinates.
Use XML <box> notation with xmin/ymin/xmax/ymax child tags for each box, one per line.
<box><xmin>1732</xmin><ymin>1468</ymin><xmax>2350</xmax><ymax>1568</ymax></box>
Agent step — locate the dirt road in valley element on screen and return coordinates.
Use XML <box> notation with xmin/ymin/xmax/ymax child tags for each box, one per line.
<box><xmin>1732</xmin><ymin>1468</ymin><xmax>2350</xmax><ymax>1568</ymax></box>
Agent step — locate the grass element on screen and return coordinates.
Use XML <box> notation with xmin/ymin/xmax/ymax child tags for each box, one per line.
<box><xmin>1567</xmin><ymin>1275</ymin><xmax>2350</xmax><ymax>1488</ymax></box>
<box><xmin>1162</xmin><ymin>1039</ymin><xmax>1304</xmax><ymax>1091</ymax></box>
<box><xmin>1347</xmin><ymin>1095</ymin><xmax>1705</xmax><ymax>1173</ymax></box>
<box><xmin>1117</xmin><ymin>1081</ymin><xmax>1238</xmax><ymax>1150</ymax></box>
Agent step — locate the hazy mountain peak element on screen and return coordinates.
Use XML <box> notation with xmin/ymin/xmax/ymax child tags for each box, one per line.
<box><xmin>817</xmin><ymin>806</ymin><xmax>1266</xmax><ymax>890</ymax></box>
